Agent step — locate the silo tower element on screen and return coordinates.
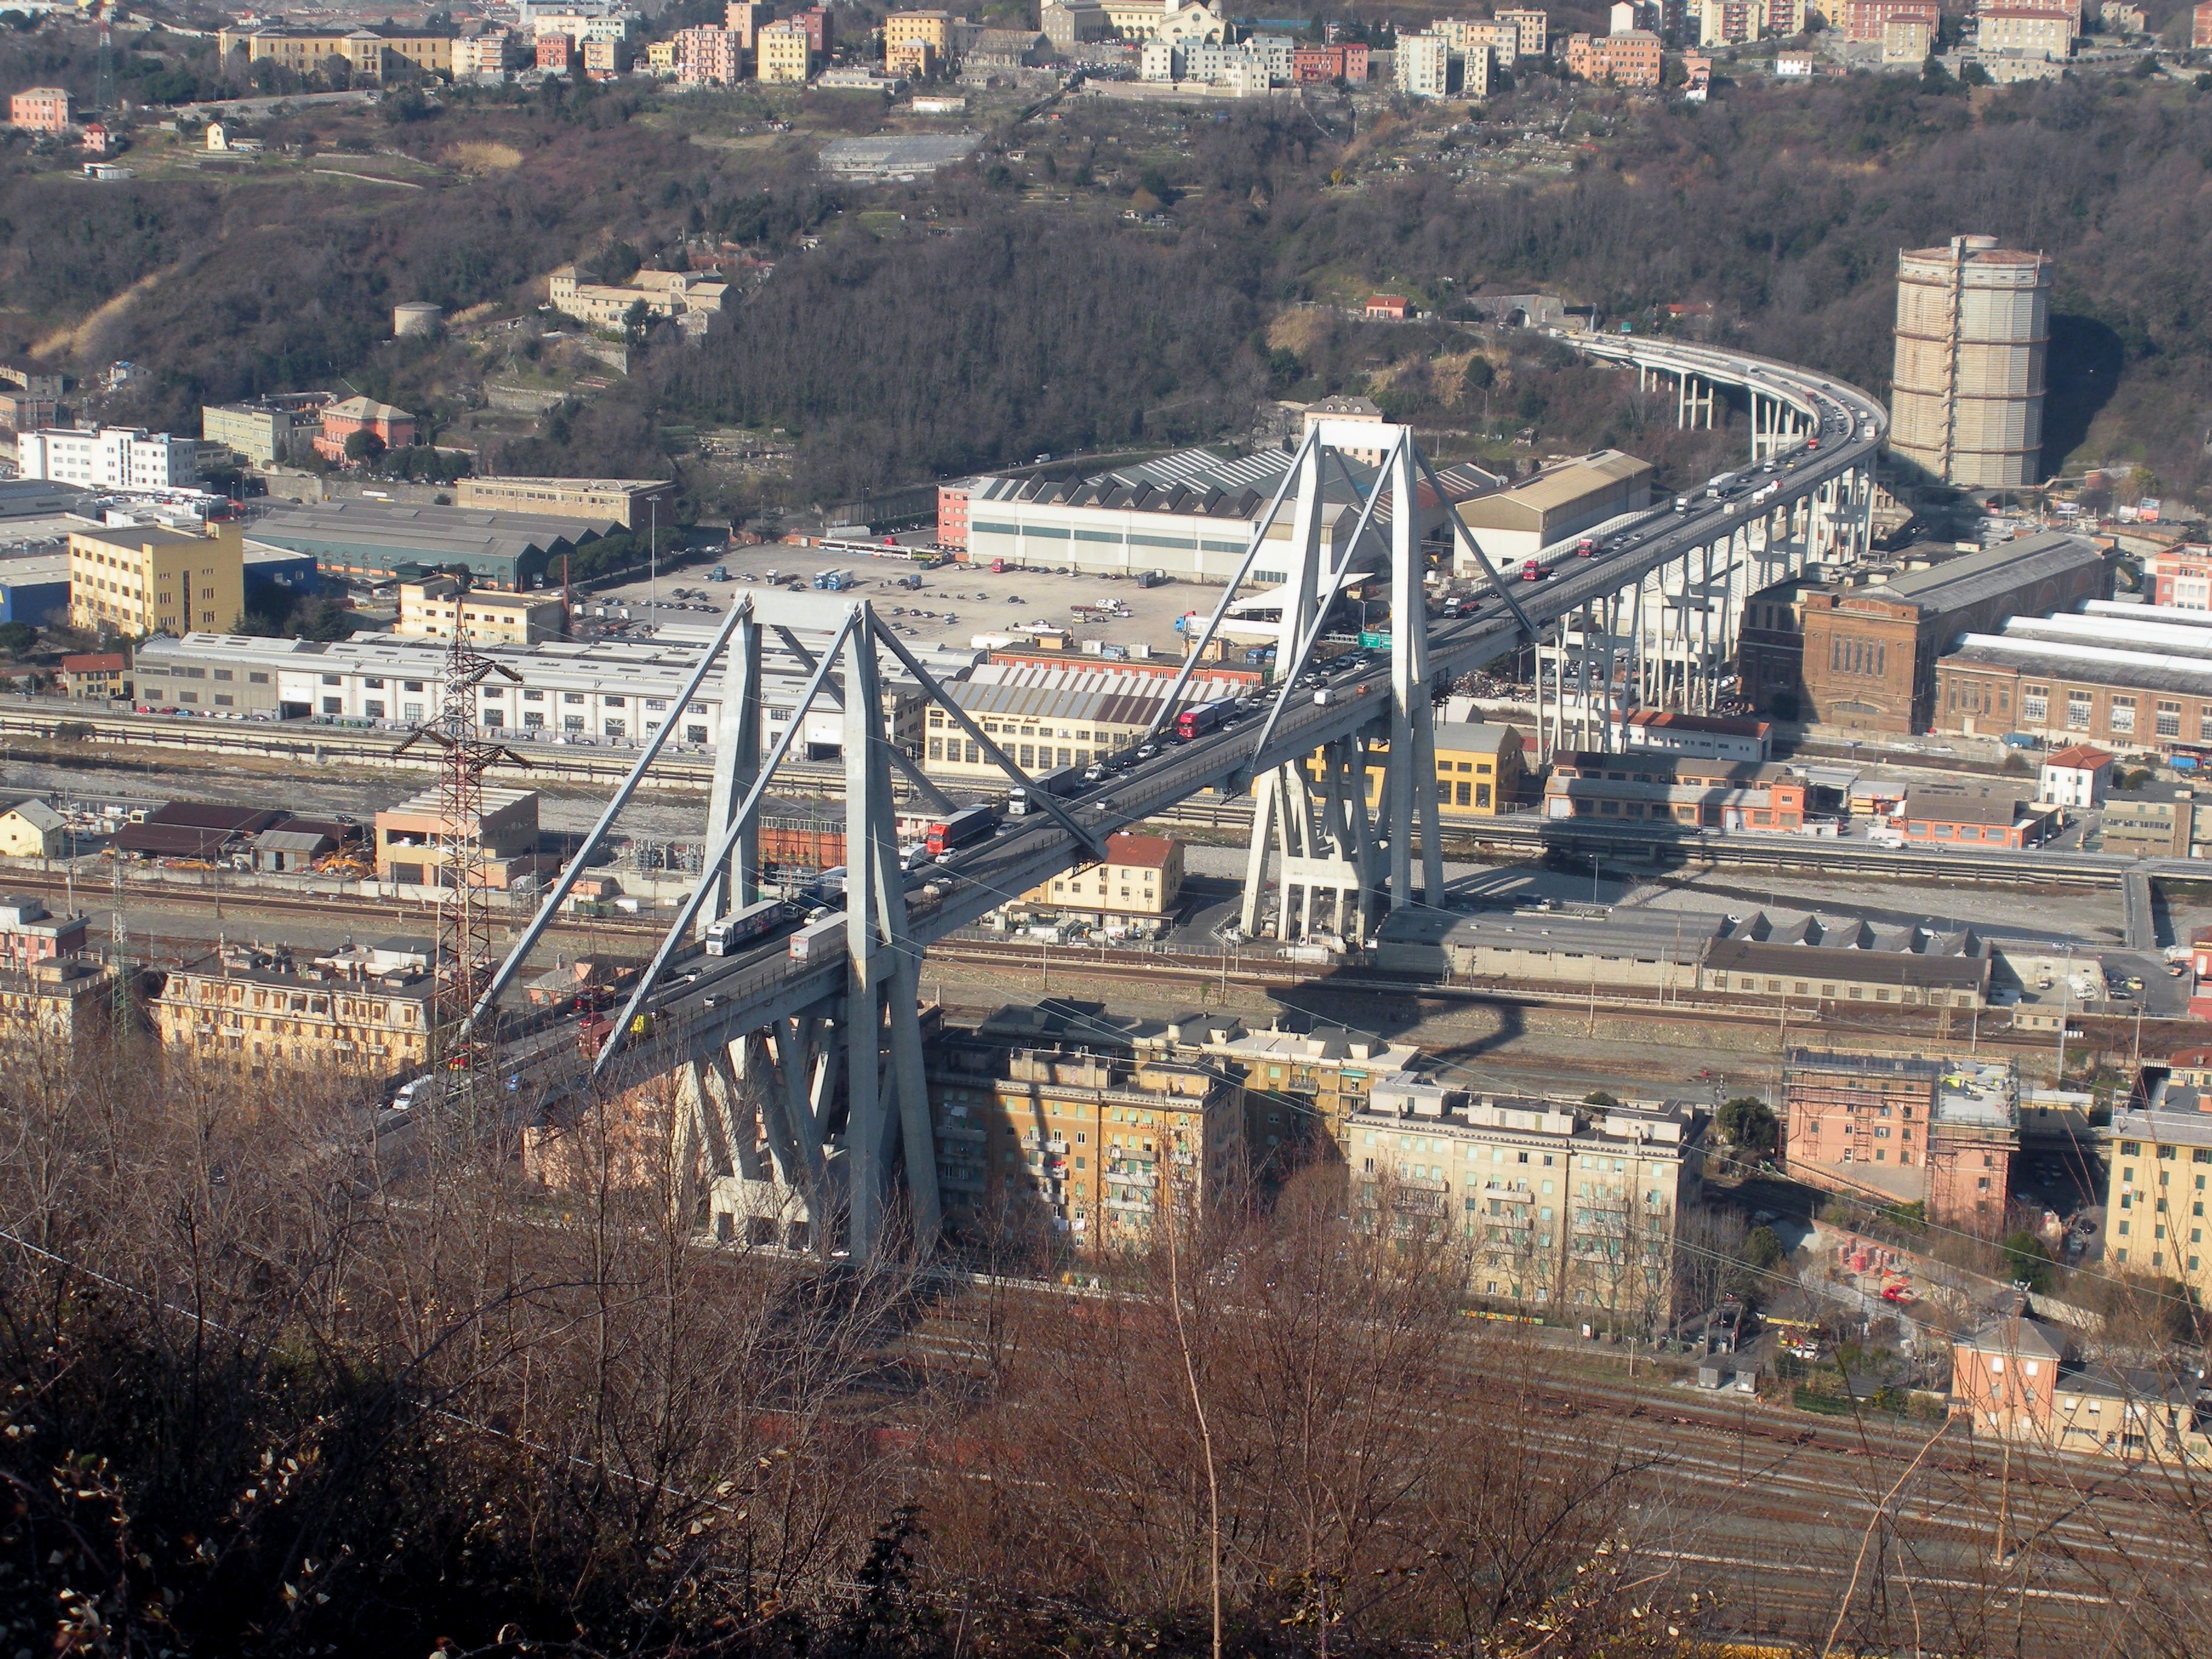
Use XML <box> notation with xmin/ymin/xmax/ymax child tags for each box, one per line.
<box><xmin>1889</xmin><ymin>235</ymin><xmax>2051</xmax><ymax>489</ymax></box>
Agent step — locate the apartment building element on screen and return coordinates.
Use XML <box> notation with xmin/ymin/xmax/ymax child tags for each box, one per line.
<box><xmin>2104</xmin><ymin>1053</ymin><xmax>2212</xmax><ymax>1296</ymax></box>
<box><xmin>1842</xmin><ymin>0</ymin><xmax>1939</xmax><ymax>40</ymax></box>
<box><xmin>726</xmin><ymin>0</ymin><xmax>771</xmax><ymax>45</ymax></box>
<box><xmin>1979</xmin><ymin>7</ymin><xmax>2072</xmax><ymax>56</ymax></box>
<box><xmin>19</xmin><ymin>426</ymin><xmax>196</xmax><ymax>491</ymax></box>
<box><xmin>1784</xmin><ymin>1050</ymin><xmax>2019</xmax><ymax>1229</ymax></box>
<box><xmin>1021</xmin><ymin>831</ymin><xmax>1185</xmax><ymax>923</ymax></box>
<box><xmin>1564</xmin><ymin>29</ymin><xmax>1661</xmax><ymax>85</ymax></box>
<box><xmin>927</xmin><ymin>1021</ymin><xmax>1247</xmax><ymax>1247</ymax></box>
<box><xmin>1396</xmin><ymin>32</ymin><xmax>1451</xmax><ymax>96</ymax></box>
<box><xmin>0</xmin><ymin>896</ymin><xmax>87</xmax><ymax>970</ymax></box>
<box><xmin>69</xmin><ymin>521</ymin><xmax>244</xmax><ymax>640</ymax></box>
<box><xmin>8</xmin><ymin>88</ymin><xmax>72</xmax><ymax>132</ymax></box>
<box><xmin>0</xmin><ymin>955</ymin><xmax>112</xmax><ymax>1043</ymax></box>
<box><xmin>548</xmin><ymin>266</ymin><xmax>730</xmax><ymax>329</ymax></box>
<box><xmin>1952</xmin><ymin>1307</ymin><xmax>2206</xmax><ymax>1463</ymax></box>
<box><xmin>1348</xmin><ymin>1078</ymin><xmax>1706</xmax><ymax>1326</ymax></box>
<box><xmin>201</xmin><ymin>395</ymin><xmax>332</xmax><ymax>468</ymax></box>
<box><xmin>153</xmin><ymin>940</ymin><xmax>432</xmax><ymax>1076</ymax></box>
<box><xmin>1698</xmin><ymin>0</ymin><xmax>1765</xmax><ymax>44</ymax></box>
<box><xmin>757</xmin><ymin>19</ymin><xmax>813</xmax><ymax>81</ymax></box>
<box><xmin>884</xmin><ymin>9</ymin><xmax>957</xmax><ymax>60</ymax></box>
<box><xmin>397</xmin><ymin>577</ymin><xmax>566</xmax><ymax>646</ymax></box>
<box><xmin>1290</xmin><ymin>41</ymin><xmax>1370</xmax><ymax>81</ymax></box>
<box><xmin>538</xmin><ymin>32</ymin><xmax>577</xmax><ymax>71</ymax></box>
<box><xmin>674</xmin><ymin>23</ymin><xmax>740</xmax><ymax>81</ymax></box>
<box><xmin>1204</xmin><ymin>1020</ymin><xmax>1417</xmax><ymax>1159</ymax></box>
<box><xmin>1434</xmin><ymin>17</ymin><xmax>1518</xmax><ymax>67</ymax></box>
<box><xmin>1496</xmin><ymin>7</ymin><xmax>1550</xmax><ymax>53</ymax></box>
<box><xmin>2037</xmin><ymin>744</ymin><xmax>2113</xmax><ymax>810</ymax></box>
<box><xmin>581</xmin><ymin>36</ymin><xmax>629</xmax><ymax>75</ymax></box>
<box><xmin>453</xmin><ymin>32</ymin><xmax>518</xmax><ymax>75</ymax></box>
<box><xmin>527</xmin><ymin>10</ymin><xmax>639</xmax><ymax>45</ymax></box>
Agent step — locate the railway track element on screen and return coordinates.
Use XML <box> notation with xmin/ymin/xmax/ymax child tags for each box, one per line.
<box><xmin>885</xmin><ymin>1290</ymin><xmax>2188</xmax><ymax>1655</ymax></box>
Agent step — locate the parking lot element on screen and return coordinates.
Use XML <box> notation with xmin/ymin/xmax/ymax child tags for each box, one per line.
<box><xmin>588</xmin><ymin>538</ymin><xmax>1227</xmax><ymax>661</ymax></box>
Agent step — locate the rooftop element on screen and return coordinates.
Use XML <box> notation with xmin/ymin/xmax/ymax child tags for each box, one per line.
<box><xmin>1942</xmin><ymin>638</ymin><xmax>2212</xmax><ymax>699</ymax></box>
<box><xmin>1381</xmin><ymin>905</ymin><xmax>1728</xmax><ymax>963</ymax></box>
<box><xmin>1101</xmin><ymin>831</ymin><xmax>1175</xmax><ymax>870</ymax></box>
<box><xmin>68</xmin><ymin>522</ymin><xmax>213</xmax><ymax>552</ymax></box>
<box><xmin>1957</xmin><ymin>1311</ymin><xmax>2067</xmax><ymax>1360</ymax></box>
<box><xmin>1829</xmin><ymin>531</ymin><xmax>2102</xmax><ymax>617</ymax></box>
<box><xmin>1904</xmin><ymin>793</ymin><xmax>2022</xmax><ymax>827</ymax></box>
<box><xmin>1708</xmin><ymin>937</ymin><xmax>1989</xmax><ymax>989</ymax></box>
<box><xmin>2045</xmin><ymin>745</ymin><xmax>2114</xmax><ymax>769</ymax></box>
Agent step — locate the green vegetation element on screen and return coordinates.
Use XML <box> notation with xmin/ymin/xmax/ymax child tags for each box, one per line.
<box><xmin>1717</xmin><ymin>1096</ymin><xmax>1779</xmax><ymax>1156</ymax></box>
<box><xmin>2002</xmin><ymin>1227</ymin><xmax>2058</xmax><ymax>1293</ymax></box>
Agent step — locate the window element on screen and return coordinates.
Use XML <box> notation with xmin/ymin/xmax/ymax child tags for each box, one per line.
<box><xmin>2066</xmin><ymin>691</ymin><xmax>2093</xmax><ymax>731</ymax></box>
<box><xmin>322</xmin><ymin>697</ymin><xmax>341</xmax><ymax>714</ymax></box>
<box><xmin>2110</xmin><ymin>697</ymin><xmax>2136</xmax><ymax>736</ymax></box>
<box><xmin>2159</xmin><ymin>701</ymin><xmax>2182</xmax><ymax>738</ymax></box>
<box><xmin>686</xmin><ymin>725</ymin><xmax>709</xmax><ymax>743</ymax></box>
<box><xmin>363</xmin><ymin>699</ymin><xmax>386</xmax><ymax>719</ymax></box>
<box><xmin>522</xmin><ymin>689</ymin><xmax>545</xmax><ymax>702</ymax></box>
<box><xmin>563</xmin><ymin>692</ymin><xmax>585</xmax><ymax>705</ymax></box>
<box><xmin>523</xmin><ymin>711</ymin><xmax>545</xmax><ymax>730</ymax></box>
<box><xmin>2021</xmin><ymin>685</ymin><xmax>2048</xmax><ymax>722</ymax></box>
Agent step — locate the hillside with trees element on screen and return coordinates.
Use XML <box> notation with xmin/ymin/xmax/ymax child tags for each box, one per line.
<box><xmin>4</xmin><ymin>55</ymin><xmax>2210</xmax><ymax>510</ymax></box>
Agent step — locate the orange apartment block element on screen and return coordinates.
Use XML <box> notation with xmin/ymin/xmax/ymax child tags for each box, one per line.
<box><xmin>1783</xmin><ymin>1048</ymin><xmax>2019</xmax><ymax>1232</ymax></box>
<box><xmin>1564</xmin><ymin>29</ymin><xmax>1661</xmax><ymax>85</ymax></box>
<box><xmin>8</xmin><ymin>87</ymin><xmax>72</xmax><ymax>132</ymax></box>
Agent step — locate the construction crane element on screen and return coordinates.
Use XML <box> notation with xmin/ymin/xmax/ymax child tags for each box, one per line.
<box><xmin>395</xmin><ymin>631</ymin><xmax>524</xmax><ymax>1108</ymax></box>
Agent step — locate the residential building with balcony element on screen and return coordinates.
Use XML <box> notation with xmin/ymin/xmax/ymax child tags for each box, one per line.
<box><xmin>1020</xmin><ymin>831</ymin><xmax>1184</xmax><ymax>923</ymax></box>
<box><xmin>926</xmin><ymin>1019</ymin><xmax>1247</xmax><ymax>1248</ymax></box>
<box><xmin>1347</xmin><ymin>1078</ymin><xmax>1707</xmax><ymax>1327</ymax></box>
<box><xmin>152</xmin><ymin>940</ymin><xmax>431</xmax><ymax>1076</ymax></box>
<box><xmin>756</xmin><ymin>19</ymin><xmax>813</xmax><ymax>81</ymax></box>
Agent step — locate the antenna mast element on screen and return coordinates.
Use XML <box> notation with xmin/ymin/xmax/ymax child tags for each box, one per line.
<box><xmin>397</xmin><ymin>628</ymin><xmax>523</xmax><ymax>1107</ymax></box>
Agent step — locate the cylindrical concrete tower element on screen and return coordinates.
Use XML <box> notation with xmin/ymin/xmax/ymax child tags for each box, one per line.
<box><xmin>1889</xmin><ymin>235</ymin><xmax>2050</xmax><ymax>489</ymax></box>
<box><xmin>393</xmin><ymin>300</ymin><xmax>443</xmax><ymax>338</ymax></box>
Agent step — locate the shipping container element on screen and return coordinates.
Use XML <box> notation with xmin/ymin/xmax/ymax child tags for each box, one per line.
<box><xmin>788</xmin><ymin>914</ymin><xmax>847</xmax><ymax>964</ymax></box>
<box><xmin>925</xmin><ymin>805</ymin><xmax>999</xmax><ymax>856</ymax></box>
<box><xmin>705</xmin><ymin>896</ymin><xmax>800</xmax><ymax>956</ymax></box>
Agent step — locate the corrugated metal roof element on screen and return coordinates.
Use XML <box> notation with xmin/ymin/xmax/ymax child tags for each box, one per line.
<box><xmin>1948</xmin><ymin>633</ymin><xmax>2212</xmax><ymax>692</ymax></box>
<box><xmin>1857</xmin><ymin>530</ymin><xmax>2101</xmax><ymax>615</ymax></box>
<box><xmin>2003</xmin><ymin>612</ymin><xmax>2212</xmax><ymax>660</ymax></box>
